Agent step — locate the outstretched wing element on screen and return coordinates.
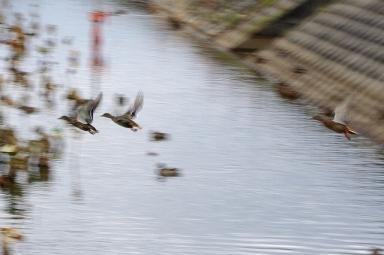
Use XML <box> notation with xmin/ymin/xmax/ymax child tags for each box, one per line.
<box><xmin>124</xmin><ymin>91</ymin><xmax>143</xmax><ymax>118</ymax></box>
<box><xmin>77</xmin><ymin>92</ymin><xmax>102</xmax><ymax>124</ymax></box>
<box><xmin>333</xmin><ymin>97</ymin><xmax>351</xmax><ymax>125</ymax></box>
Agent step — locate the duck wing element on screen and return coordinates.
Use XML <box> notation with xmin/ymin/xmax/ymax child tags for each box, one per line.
<box><xmin>333</xmin><ymin>97</ymin><xmax>351</xmax><ymax>125</ymax></box>
<box><xmin>76</xmin><ymin>92</ymin><xmax>102</xmax><ymax>124</ymax></box>
<box><xmin>123</xmin><ymin>91</ymin><xmax>143</xmax><ymax>119</ymax></box>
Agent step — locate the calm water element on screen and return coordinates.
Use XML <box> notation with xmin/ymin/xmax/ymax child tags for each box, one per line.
<box><xmin>0</xmin><ymin>0</ymin><xmax>384</xmax><ymax>254</ymax></box>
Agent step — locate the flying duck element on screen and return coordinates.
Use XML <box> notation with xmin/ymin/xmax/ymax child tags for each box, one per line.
<box><xmin>58</xmin><ymin>116</ymin><xmax>98</xmax><ymax>135</ymax></box>
<box><xmin>313</xmin><ymin>98</ymin><xmax>357</xmax><ymax>140</ymax></box>
<box><xmin>59</xmin><ymin>92</ymin><xmax>102</xmax><ymax>134</ymax></box>
<box><xmin>101</xmin><ymin>91</ymin><xmax>143</xmax><ymax>131</ymax></box>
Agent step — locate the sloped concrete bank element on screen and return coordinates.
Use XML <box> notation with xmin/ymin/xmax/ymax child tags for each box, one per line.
<box><xmin>148</xmin><ymin>0</ymin><xmax>384</xmax><ymax>143</ymax></box>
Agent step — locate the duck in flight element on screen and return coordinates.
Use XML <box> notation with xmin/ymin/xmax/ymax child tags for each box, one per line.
<box><xmin>58</xmin><ymin>116</ymin><xmax>98</xmax><ymax>134</ymax></box>
<box><xmin>101</xmin><ymin>91</ymin><xmax>143</xmax><ymax>131</ymax></box>
<box><xmin>313</xmin><ymin>98</ymin><xmax>357</xmax><ymax>140</ymax></box>
<box><xmin>59</xmin><ymin>92</ymin><xmax>102</xmax><ymax>134</ymax></box>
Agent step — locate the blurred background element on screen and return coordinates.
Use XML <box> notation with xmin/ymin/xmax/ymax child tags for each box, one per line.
<box><xmin>0</xmin><ymin>0</ymin><xmax>383</xmax><ymax>254</ymax></box>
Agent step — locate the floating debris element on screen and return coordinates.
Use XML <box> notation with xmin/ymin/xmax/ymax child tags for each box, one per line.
<box><xmin>115</xmin><ymin>94</ymin><xmax>127</xmax><ymax>106</ymax></box>
<box><xmin>146</xmin><ymin>151</ymin><xmax>159</xmax><ymax>156</ymax></box>
<box><xmin>30</xmin><ymin>20</ymin><xmax>40</xmax><ymax>29</ymax></box>
<box><xmin>150</xmin><ymin>131</ymin><xmax>169</xmax><ymax>141</ymax></box>
<box><xmin>46</xmin><ymin>24</ymin><xmax>56</xmax><ymax>34</ymax></box>
<box><xmin>372</xmin><ymin>248</ymin><xmax>383</xmax><ymax>255</ymax></box>
<box><xmin>61</xmin><ymin>36</ymin><xmax>73</xmax><ymax>45</ymax></box>
<box><xmin>0</xmin><ymin>144</ymin><xmax>18</xmax><ymax>155</ymax></box>
<box><xmin>113</xmin><ymin>10</ymin><xmax>127</xmax><ymax>15</ymax></box>
<box><xmin>65</xmin><ymin>88</ymin><xmax>89</xmax><ymax>109</ymax></box>
<box><xmin>68</xmin><ymin>50</ymin><xmax>80</xmax><ymax>67</ymax></box>
<box><xmin>0</xmin><ymin>226</ymin><xmax>23</xmax><ymax>241</ymax></box>
<box><xmin>0</xmin><ymin>175</ymin><xmax>14</xmax><ymax>188</ymax></box>
<box><xmin>156</xmin><ymin>163</ymin><xmax>180</xmax><ymax>177</ymax></box>
<box><xmin>36</xmin><ymin>45</ymin><xmax>51</xmax><ymax>54</ymax></box>
<box><xmin>45</xmin><ymin>38</ymin><xmax>56</xmax><ymax>48</ymax></box>
<box><xmin>0</xmin><ymin>226</ymin><xmax>23</xmax><ymax>255</ymax></box>
<box><xmin>17</xmin><ymin>105</ymin><xmax>39</xmax><ymax>114</ymax></box>
<box><xmin>9</xmin><ymin>152</ymin><xmax>28</xmax><ymax>170</ymax></box>
<box><xmin>276</xmin><ymin>82</ymin><xmax>300</xmax><ymax>100</ymax></box>
<box><xmin>0</xmin><ymin>128</ymin><xmax>18</xmax><ymax>147</ymax></box>
<box><xmin>0</xmin><ymin>96</ymin><xmax>15</xmax><ymax>106</ymax></box>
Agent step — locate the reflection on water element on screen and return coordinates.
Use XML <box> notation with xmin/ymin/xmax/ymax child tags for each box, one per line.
<box><xmin>0</xmin><ymin>0</ymin><xmax>383</xmax><ymax>254</ymax></box>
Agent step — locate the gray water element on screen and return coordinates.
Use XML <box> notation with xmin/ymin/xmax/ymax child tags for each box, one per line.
<box><xmin>0</xmin><ymin>0</ymin><xmax>384</xmax><ymax>254</ymax></box>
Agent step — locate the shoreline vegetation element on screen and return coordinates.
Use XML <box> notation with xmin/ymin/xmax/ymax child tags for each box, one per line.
<box><xmin>146</xmin><ymin>0</ymin><xmax>384</xmax><ymax>144</ymax></box>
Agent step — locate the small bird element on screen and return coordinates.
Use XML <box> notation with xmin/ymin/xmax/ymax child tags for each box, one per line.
<box><xmin>102</xmin><ymin>91</ymin><xmax>143</xmax><ymax>131</ymax></box>
<box><xmin>150</xmin><ymin>131</ymin><xmax>169</xmax><ymax>141</ymax></box>
<box><xmin>156</xmin><ymin>163</ymin><xmax>180</xmax><ymax>177</ymax></box>
<box><xmin>58</xmin><ymin>116</ymin><xmax>98</xmax><ymax>135</ymax></box>
<box><xmin>17</xmin><ymin>105</ymin><xmax>38</xmax><ymax>114</ymax></box>
<box><xmin>313</xmin><ymin>98</ymin><xmax>357</xmax><ymax>140</ymax></box>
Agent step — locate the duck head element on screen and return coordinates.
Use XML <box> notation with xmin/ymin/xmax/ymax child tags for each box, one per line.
<box><xmin>101</xmin><ymin>113</ymin><xmax>113</xmax><ymax>119</ymax></box>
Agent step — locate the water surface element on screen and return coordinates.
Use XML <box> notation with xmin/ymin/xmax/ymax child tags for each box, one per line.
<box><xmin>0</xmin><ymin>0</ymin><xmax>383</xmax><ymax>254</ymax></box>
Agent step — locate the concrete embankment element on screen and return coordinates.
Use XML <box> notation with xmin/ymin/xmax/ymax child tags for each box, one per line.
<box><xmin>147</xmin><ymin>0</ymin><xmax>384</xmax><ymax>143</ymax></box>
